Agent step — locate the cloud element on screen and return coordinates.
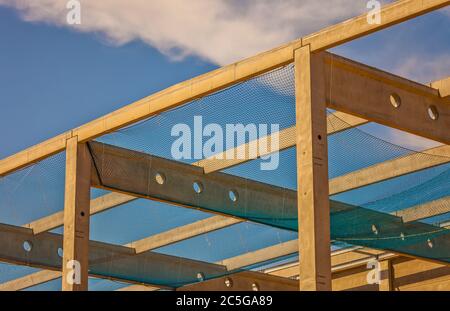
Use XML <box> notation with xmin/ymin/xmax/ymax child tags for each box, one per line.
<box><xmin>393</xmin><ymin>53</ymin><xmax>450</xmax><ymax>84</ymax></box>
<box><xmin>1</xmin><ymin>0</ymin><xmax>447</xmax><ymax>150</ymax></box>
<box><xmin>0</xmin><ymin>0</ymin><xmax>371</xmax><ymax>65</ymax></box>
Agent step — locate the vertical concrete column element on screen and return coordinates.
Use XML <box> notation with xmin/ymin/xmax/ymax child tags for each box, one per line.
<box><xmin>62</xmin><ymin>136</ymin><xmax>91</xmax><ymax>291</ymax></box>
<box><xmin>379</xmin><ymin>260</ymin><xmax>393</xmax><ymax>291</ymax></box>
<box><xmin>295</xmin><ymin>46</ymin><xmax>332</xmax><ymax>291</ymax></box>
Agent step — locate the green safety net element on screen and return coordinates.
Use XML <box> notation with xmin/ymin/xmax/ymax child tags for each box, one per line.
<box><xmin>91</xmin><ymin>61</ymin><xmax>450</xmax><ymax>268</ymax></box>
<box><xmin>1</xmin><ymin>60</ymin><xmax>449</xmax><ymax>290</ymax></box>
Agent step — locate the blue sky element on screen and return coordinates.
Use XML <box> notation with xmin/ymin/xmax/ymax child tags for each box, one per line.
<box><xmin>0</xmin><ymin>6</ymin><xmax>216</xmax><ymax>158</ymax></box>
<box><xmin>0</xmin><ymin>1</ymin><xmax>449</xmax><ymax>290</ymax></box>
<box><xmin>0</xmin><ymin>2</ymin><xmax>448</xmax><ymax>158</ymax></box>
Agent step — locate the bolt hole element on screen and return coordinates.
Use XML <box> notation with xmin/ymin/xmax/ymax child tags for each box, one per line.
<box><xmin>155</xmin><ymin>172</ymin><xmax>166</xmax><ymax>185</ymax></box>
<box><xmin>427</xmin><ymin>238</ymin><xmax>434</xmax><ymax>249</ymax></box>
<box><xmin>317</xmin><ymin>135</ymin><xmax>322</xmax><ymax>140</ymax></box>
<box><xmin>428</xmin><ymin>105</ymin><xmax>439</xmax><ymax>120</ymax></box>
<box><xmin>57</xmin><ymin>247</ymin><xmax>64</xmax><ymax>258</ymax></box>
<box><xmin>193</xmin><ymin>181</ymin><xmax>203</xmax><ymax>194</ymax></box>
<box><xmin>80</xmin><ymin>211</ymin><xmax>85</xmax><ymax>217</ymax></box>
<box><xmin>23</xmin><ymin>241</ymin><xmax>33</xmax><ymax>252</ymax></box>
<box><xmin>224</xmin><ymin>278</ymin><xmax>233</xmax><ymax>288</ymax></box>
<box><xmin>390</xmin><ymin>93</ymin><xmax>401</xmax><ymax>108</ymax></box>
<box><xmin>252</xmin><ymin>282</ymin><xmax>259</xmax><ymax>291</ymax></box>
<box><xmin>196</xmin><ymin>272</ymin><xmax>205</xmax><ymax>282</ymax></box>
<box><xmin>229</xmin><ymin>190</ymin><xmax>238</xmax><ymax>203</ymax></box>
<box><xmin>371</xmin><ymin>224</ymin><xmax>379</xmax><ymax>235</ymax></box>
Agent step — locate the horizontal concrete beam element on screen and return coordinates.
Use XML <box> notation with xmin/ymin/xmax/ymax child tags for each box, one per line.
<box><xmin>302</xmin><ymin>0</ymin><xmax>450</xmax><ymax>51</ymax></box>
<box><xmin>126</xmin><ymin>215</ymin><xmax>241</xmax><ymax>254</ymax></box>
<box><xmin>89</xmin><ymin>141</ymin><xmax>298</xmax><ymax>228</ymax></box>
<box><xmin>395</xmin><ymin>196</ymin><xmax>450</xmax><ymax>222</ymax></box>
<box><xmin>430</xmin><ymin>76</ymin><xmax>450</xmax><ymax>97</ymax></box>
<box><xmin>115</xmin><ymin>284</ymin><xmax>158</xmax><ymax>291</ymax></box>
<box><xmin>0</xmin><ymin>222</ymin><xmax>302</xmax><ymax>291</ymax></box>
<box><xmin>24</xmin><ymin>192</ymin><xmax>136</xmax><ymax>235</ymax></box>
<box><xmin>329</xmin><ymin>145</ymin><xmax>450</xmax><ymax>195</ymax></box>
<box><xmin>3</xmin><ymin>232</ymin><xmax>447</xmax><ymax>291</ymax></box>
<box><xmin>89</xmin><ymin>141</ymin><xmax>450</xmax><ymax>265</ymax></box>
<box><xmin>5</xmin><ymin>220</ymin><xmax>450</xmax><ymax>291</ymax></box>
<box><xmin>321</xmin><ymin>53</ymin><xmax>450</xmax><ymax>144</ymax></box>
<box><xmin>269</xmin><ymin>255</ymin><xmax>450</xmax><ymax>291</ymax></box>
<box><xmin>178</xmin><ymin>271</ymin><xmax>298</xmax><ymax>291</ymax></box>
<box><xmin>195</xmin><ymin>112</ymin><xmax>368</xmax><ymax>174</ymax></box>
<box><xmin>215</xmin><ymin>197</ymin><xmax>450</xmax><ymax>271</ymax></box>
<box><xmin>0</xmin><ymin>222</ymin><xmax>229</xmax><ymax>289</ymax></box>
<box><xmin>22</xmin><ymin>137</ymin><xmax>447</xmax><ymax>266</ymax></box>
<box><xmin>216</xmin><ymin>240</ymin><xmax>298</xmax><ymax>271</ymax></box>
<box><xmin>0</xmin><ymin>270</ymin><xmax>61</xmax><ymax>291</ymax></box>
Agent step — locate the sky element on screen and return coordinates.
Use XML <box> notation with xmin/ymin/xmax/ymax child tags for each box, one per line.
<box><xmin>0</xmin><ymin>0</ymin><xmax>448</xmax><ymax>158</ymax></box>
<box><xmin>0</xmin><ymin>0</ymin><xmax>449</xmax><ymax>290</ymax></box>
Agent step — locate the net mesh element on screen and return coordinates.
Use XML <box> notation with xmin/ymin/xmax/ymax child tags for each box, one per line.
<box><xmin>0</xmin><ymin>61</ymin><xmax>449</xmax><ymax>290</ymax></box>
<box><xmin>0</xmin><ymin>152</ymin><xmax>65</xmax><ymax>226</ymax></box>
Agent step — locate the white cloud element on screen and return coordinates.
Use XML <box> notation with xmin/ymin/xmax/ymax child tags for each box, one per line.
<box><xmin>0</xmin><ymin>0</ymin><xmax>370</xmax><ymax>65</ymax></box>
<box><xmin>1</xmin><ymin>0</ymin><xmax>447</xmax><ymax>151</ymax></box>
<box><xmin>394</xmin><ymin>53</ymin><xmax>450</xmax><ymax>84</ymax></box>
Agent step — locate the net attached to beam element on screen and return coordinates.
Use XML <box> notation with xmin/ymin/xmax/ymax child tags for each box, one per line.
<box><xmin>21</xmin><ymin>276</ymin><xmax>131</xmax><ymax>291</ymax></box>
<box><xmin>95</xmin><ymin>64</ymin><xmax>296</xmax><ymax>162</ymax></box>
<box><xmin>3</xmin><ymin>59</ymin><xmax>449</xmax><ymax>290</ymax></box>
<box><xmin>0</xmin><ymin>152</ymin><xmax>66</xmax><ymax>290</ymax></box>
<box><xmin>85</xmin><ymin>64</ymin><xmax>299</xmax><ymax>289</ymax></box>
<box><xmin>0</xmin><ymin>263</ymin><xmax>40</xmax><ymax>284</ymax></box>
<box><xmin>0</xmin><ymin>151</ymin><xmax>65</xmax><ymax>226</ymax></box>
<box><xmin>88</xmin><ymin>59</ymin><xmax>450</xmax><ymax>288</ymax></box>
<box><xmin>326</xmin><ymin>114</ymin><xmax>450</xmax><ymax>263</ymax></box>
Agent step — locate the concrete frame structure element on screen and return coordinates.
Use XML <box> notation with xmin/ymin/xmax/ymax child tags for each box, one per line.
<box><xmin>0</xmin><ymin>0</ymin><xmax>449</xmax><ymax>291</ymax></box>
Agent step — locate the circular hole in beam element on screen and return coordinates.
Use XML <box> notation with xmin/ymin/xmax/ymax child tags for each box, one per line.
<box><xmin>371</xmin><ymin>224</ymin><xmax>379</xmax><ymax>235</ymax></box>
<box><xmin>389</xmin><ymin>93</ymin><xmax>401</xmax><ymax>108</ymax></box>
<box><xmin>251</xmin><ymin>282</ymin><xmax>259</xmax><ymax>291</ymax></box>
<box><xmin>196</xmin><ymin>272</ymin><xmax>205</xmax><ymax>282</ymax></box>
<box><xmin>229</xmin><ymin>190</ymin><xmax>238</xmax><ymax>203</ymax></box>
<box><xmin>57</xmin><ymin>247</ymin><xmax>64</xmax><ymax>258</ymax></box>
<box><xmin>155</xmin><ymin>172</ymin><xmax>166</xmax><ymax>185</ymax></box>
<box><xmin>224</xmin><ymin>278</ymin><xmax>233</xmax><ymax>288</ymax></box>
<box><xmin>427</xmin><ymin>105</ymin><xmax>439</xmax><ymax>120</ymax></box>
<box><xmin>23</xmin><ymin>241</ymin><xmax>33</xmax><ymax>252</ymax></box>
<box><xmin>193</xmin><ymin>181</ymin><xmax>203</xmax><ymax>194</ymax></box>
